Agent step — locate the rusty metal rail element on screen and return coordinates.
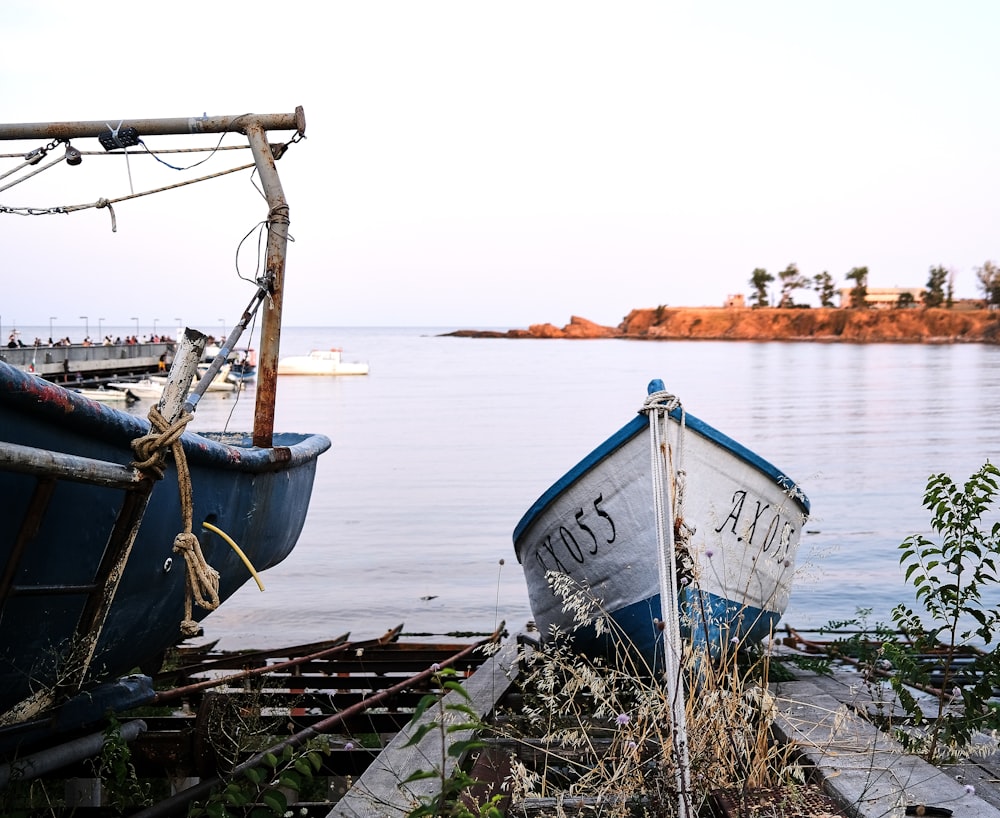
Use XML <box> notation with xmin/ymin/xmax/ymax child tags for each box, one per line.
<box><xmin>780</xmin><ymin>625</ymin><xmax>991</xmax><ymax>698</ymax></box>
<box><xmin>128</xmin><ymin>628</ymin><xmax>502</xmax><ymax>818</ymax></box>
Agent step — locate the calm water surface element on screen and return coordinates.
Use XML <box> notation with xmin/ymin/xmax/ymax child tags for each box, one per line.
<box><xmin>129</xmin><ymin>328</ymin><xmax>1000</xmax><ymax>649</ymax></box>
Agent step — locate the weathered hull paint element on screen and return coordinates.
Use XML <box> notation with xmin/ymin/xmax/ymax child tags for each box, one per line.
<box><xmin>513</xmin><ymin>379</ymin><xmax>810</xmax><ymax>670</ymax></box>
<box><xmin>0</xmin><ymin>361</ymin><xmax>331</xmax><ymax>714</ymax></box>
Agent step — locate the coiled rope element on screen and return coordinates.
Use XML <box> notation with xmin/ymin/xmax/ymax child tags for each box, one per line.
<box><xmin>641</xmin><ymin>387</ymin><xmax>693</xmax><ymax>818</ymax></box>
<box><xmin>131</xmin><ymin>405</ymin><xmax>220</xmax><ymax>638</ymax></box>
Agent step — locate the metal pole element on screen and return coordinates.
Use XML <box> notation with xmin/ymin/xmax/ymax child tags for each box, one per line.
<box><xmin>0</xmin><ymin>719</ymin><xmax>147</xmax><ymax>787</ymax></box>
<box><xmin>0</xmin><ymin>110</ymin><xmax>305</xmax><ymax>142</ymax></box>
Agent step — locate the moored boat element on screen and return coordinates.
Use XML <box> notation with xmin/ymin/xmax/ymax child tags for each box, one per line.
<box><xmin>277</xmin><ymin>348</ymin><xmax>369</xmax><ymax>376</ymax></box>
<box><xmin>0</xmin><ymin>108</ymin><xmax>331</xmax><ymax>732</ymax></box>
<box><xmin>110</xmin><ymin>363</ymin><xmax>241</xmax><ymax>400</ymax></box>
<box><xmin>0</xmin><ymin>362</ymin><xmax>330</xmax><ymax>719</ymax></box>
<box><xmin>105</xmin><ymin>377</ymin><xmax>170</xmax><ymax>400</ymax></box>
<box><xmin>72</xmin><ymin>386</ymin><xmax>138</xmax><ymax>404</ymax></box>
<box><xmin>513</xmin><ymin>379</ymin><xmax>810</xmax><ymax>670</ymax></box>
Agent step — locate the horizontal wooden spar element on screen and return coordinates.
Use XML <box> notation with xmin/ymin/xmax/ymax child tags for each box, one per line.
<box><xmin>0</xmin><ymin>440</ymin><xmax>144</xmax><ymax>489</ymax></box>
<box><xmin>0</xmin><ymin>108</ymin><xmax>305</xmax><ymax>142</ymax></box>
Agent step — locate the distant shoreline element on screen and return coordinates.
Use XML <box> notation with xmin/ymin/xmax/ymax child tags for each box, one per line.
<box><xmin>444</xmin><ymin>307</ymin><xmax>1000</xmax><ymax>344</ymax></box>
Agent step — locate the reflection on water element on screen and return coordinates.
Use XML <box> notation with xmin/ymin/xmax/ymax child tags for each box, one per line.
<box><xmin>119</xmin><ymin>329</ymin><xmax>1000</xmax><ymax>649</ymax></box>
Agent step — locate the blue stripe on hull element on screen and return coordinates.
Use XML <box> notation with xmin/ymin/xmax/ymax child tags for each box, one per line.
<box><xmin>565</xmin><ymin>589</ymin><xmax>781</xmax><ymax>673</ymax></box>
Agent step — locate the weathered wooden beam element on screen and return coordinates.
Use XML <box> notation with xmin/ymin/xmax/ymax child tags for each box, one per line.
<box><xmin>0</xmin><ymin>441</ymin><xmax>143</xmax><ymax>489</ymax></box>
<box><xmin>772</xmin><ymin>674</ymin><xmax>1000</xmax><ymax>818</ymax></box>
<box><xmin>329</xmin><ymin>638</ymin><xmax>520</xmax><ymax>818</ymax></box>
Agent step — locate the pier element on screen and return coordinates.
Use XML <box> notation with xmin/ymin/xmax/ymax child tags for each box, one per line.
<box><xmin>0</xmin><ymin>342</ymin><xmax>175</xmax><ymax>384</ymax></box>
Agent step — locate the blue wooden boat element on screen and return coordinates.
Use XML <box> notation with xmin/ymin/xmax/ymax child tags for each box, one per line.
<box><xmin>0</xmin><ymin>109</ymin><xmax>331</xmax><ymax>731</ymax></box>
<box><xmin>0</xmin><ymin>363</ymin><xmax>330</xmax><ymax>719</ymax></box>
<box><xmin>513</xmin><ymin>379</ymin><xmax>810</xmax><ymax>670</ymax></box>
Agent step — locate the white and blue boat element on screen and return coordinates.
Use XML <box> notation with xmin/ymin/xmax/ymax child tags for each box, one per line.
<box><xmin>513</xmin><ymin>379</ymin><xmax>810</xmax><ymax>670</ymax></box>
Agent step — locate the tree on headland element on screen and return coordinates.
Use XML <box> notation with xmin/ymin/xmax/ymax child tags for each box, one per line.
<box><xmin>777</xmin><ymin>263</ymin><xmax>810</xmax><ymax>307</ymax></box>
<box><xmin>845</xmin><ymin>266</ymin><xmax>869</xmax><ymax>308</ymax></box>
<box><xmin>975</xmin><ymin>261</ymin><xmax>1000</xmax><ymax>307</ymax></box>
<box><xmin>749</xmin><ymin>268</ymin><xmax>773</xmax><ymax>307</ymax></box>
<box><xmin>922</xmin><ymin>265</ymin><xmax>949</xmax><ymax>308</ymax></box>
<box><xmin>812</xmin><ymin>271</ymin><xmax>837</xmax><ymax>307</ymax></box>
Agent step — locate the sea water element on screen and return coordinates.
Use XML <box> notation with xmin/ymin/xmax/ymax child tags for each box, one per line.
<box><xmin>70</xmin><ymin>327</ymin><xmax>1000</xmax><ymax>649</ymax></box>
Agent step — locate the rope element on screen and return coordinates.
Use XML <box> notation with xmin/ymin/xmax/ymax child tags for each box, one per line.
<box><xmin>0</xmin><ymin>162</ymin><xmax>255</xmax><ymax>221</ymax></box>
<box><xmin>131</xmin><ymin>406</ymin><xmax>221</xmax><ymax>638</ymax></box>
<box><xmin>642</xmin><ymin>387</ymin><xmax>693</xmax><ymax>818</ymax></box>
<box><xmin>0</xmin><ymin>151</ymin><xmax>66</xmax><ymax>193</ymax></box>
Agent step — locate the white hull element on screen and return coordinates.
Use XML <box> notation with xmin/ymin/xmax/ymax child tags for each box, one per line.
<box><xmin>72</xmin><ymin>387</ymin><xmax>135</xmax><ymax>404</ymax></box>
<box><xmin>277</xmin><ymin>349</ymin><xmax>369</xmax><ymax>376</ymax></box>
<box><xmin>109</xmin><ymin>365</ymin><xmax>241</xmax><ymax>401</ymax></box>
<box><xmin>106</xmin><ymin>379</ymin><xmax>166</xmax><ymax>400</ymax></box>
<box><xmin>513</xmin><ymin>380</ymin><xmax>810</xmax><ymax>667</ymax></box>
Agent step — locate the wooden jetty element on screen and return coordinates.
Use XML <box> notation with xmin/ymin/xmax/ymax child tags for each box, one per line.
<box><xmin>773</xmin><ymin>664</ymin><xmax>999</xmax><ymax>818</ymax></box>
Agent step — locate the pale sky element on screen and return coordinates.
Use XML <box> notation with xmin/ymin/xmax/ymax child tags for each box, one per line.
<box><xmin>2</xmin><ymin>2</ymin><xmax>998</xmax><ymax>330</ymax></box>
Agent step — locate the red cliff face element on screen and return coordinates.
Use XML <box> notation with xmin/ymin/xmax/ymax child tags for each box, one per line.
<box><xmin>450</xmin><ymin>308</ymin><xmax>1000</xmax><ymax>343</ymax></box>
<box><xmin>623</xmin><ymin>307</ymin><xmax>1000</xmax><ymax>342</ymax></box>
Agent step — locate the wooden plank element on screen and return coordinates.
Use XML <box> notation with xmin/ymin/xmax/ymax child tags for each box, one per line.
<box><xmin>773</xmin><ymin>674</ymin><xmax>1000</xmax><ymax>818</ymax></box>
<box><xmin>328</xmin><ymin>638</ymin><xmax>520</xmax><ymax>818</ymax></box>
<box><xmin>0</xmin><ymin>441</ymin><xmax>143</xmax><ymax>489</ymax></box>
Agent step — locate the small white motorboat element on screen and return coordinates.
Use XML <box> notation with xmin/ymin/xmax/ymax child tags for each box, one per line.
<box><xmin>106</xmin><ymin>378</ymin><xmax>166</xmax><ymax>400</ymax></box>
<box><xmin>110</xmin><ymin>364</ymin><xmax>241</xmax><ymax>401</ymax></box>
<box><xmin>277</xmin><ymin>348</ymin><xmax>369</xmax><ymax>376</ymax></box>
<box><xmin>72</xmin><ymin>386</ymin><xmax>138</xmax><ymax>405</ymax></box>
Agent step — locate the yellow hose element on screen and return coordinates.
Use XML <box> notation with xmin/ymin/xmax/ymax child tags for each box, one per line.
<box><xmin>201</xmin><ymin>521</ymin><xmax>265</xmax><ymax>591</ymax></box>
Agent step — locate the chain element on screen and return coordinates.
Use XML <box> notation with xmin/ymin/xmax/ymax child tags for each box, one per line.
<box><xmin>22</xmin><ymin>138</ymin><xmax>62</xmax><ymax>165</ymax></box>
<box><xmin>0</xmin><ymin>205</ymin><xmax>69</xmax><ymax>216</ymax></box>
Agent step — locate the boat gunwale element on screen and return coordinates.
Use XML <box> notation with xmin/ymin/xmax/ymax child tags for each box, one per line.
<box><xmin>512</xmin><ymin>386</ymin><xmax>810</xmax><ymax>560</ymax></box>
<box><xmin>0</xmin><ymin>360</ymin><xmax>331</xmax><ymax>472</ymax></box>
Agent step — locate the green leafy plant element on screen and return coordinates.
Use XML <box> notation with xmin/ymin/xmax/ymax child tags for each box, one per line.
<box><xmin>889</xmin><ymin>460</ymin><xmax>1000</xmax><ymax>761</ymax></box>
<box><xmin>188</xmin><ymin>739</ymin><xmax>329</xmax><ymax>818</ymax></box>
<box><xmin>402</xmin><ymin>666</ymin><xmax>503</xmax><ymax>818</ymax></box>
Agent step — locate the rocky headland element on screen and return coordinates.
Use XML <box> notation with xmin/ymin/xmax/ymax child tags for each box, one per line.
<box><xmin>446</xmin><ymin>307</ymin><xmax>1000</xmax><ymax>344</ymax></box>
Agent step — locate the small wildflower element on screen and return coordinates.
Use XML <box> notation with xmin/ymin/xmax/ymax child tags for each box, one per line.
<box><xmin>430</xmin><ymin>662</ymin><xmax>442</xmax><ymax>672</ymax></box>
<box><xmin>730</xmin><ymin>636</ymin><xmax>740</xmax><ymax>645</ymax></box>
<box><xmin>499</xmin><ymin>558</ymin><xmax>505</xmax><ymax>565</ymax></box>
<box><xmin>705</xmin><ymin>549</ymin><xmax>714</xmax><ymax>558</ymax></box>
<box><xmin>966</xmin><ymin>785</ymin><xmax>976</xmax><ymax>795</ymax></box>
<box><xmin>783</xmin><ymin>559</ymin><xmax>791</xmax><ymax>567</ymax></box>
<box><xmin>615</xmin><ymin>712</ymin><xmax>631</xmax><ymax>726</ymax></box>
<box><xmin>626</xmin><ymin>740</ymin><xmax>638</xmax><ymax>750</ymax></box>
<box><xmin>344</xmin><ymin>741</ymin><xmax>354</xmax><ymax>751</ymax></box>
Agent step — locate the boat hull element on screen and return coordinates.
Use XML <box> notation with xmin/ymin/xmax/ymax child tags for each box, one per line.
<box><xmin>277</xmin><ymin>349</ymin><xmax>369</xmax><ymax>376</ymax></box>
<box><xmin>513</xmin><ymin>381</ymin><xmax>809</xmax><ymax>670</ymax></box>
<box><xmin>0</xmin><ymin>362</ymin><xmax>331</xmax><ymax>716</ymax></box>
